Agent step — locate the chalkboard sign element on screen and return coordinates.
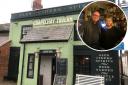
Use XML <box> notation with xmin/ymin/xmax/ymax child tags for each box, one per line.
<box><xmin>92</xmin><ymin>51</ymin><xmax>119</xmax><ymax>85</ymax></box>
<box><xmin>54</xmin><ymin>75</ymin><xmax>66</xmax><ymax>85</ymax></box>
<box><xmin>56</xmin><ymin>58</ymin><xmax>68</xmax><ymax>75</ymax></box>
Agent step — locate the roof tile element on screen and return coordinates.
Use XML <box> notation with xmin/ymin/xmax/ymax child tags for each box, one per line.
<box><xmin>21</xmin><ymin>24</ymin><xmax>73</xmax><ymax>42</ymax></box>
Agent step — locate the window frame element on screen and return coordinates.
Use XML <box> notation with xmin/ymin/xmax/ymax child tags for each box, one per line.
<box><xmin>27</xmin><ymin>53</ymin><xmax>35</xmax><ymax>78</ymax></box>
<box><xmin>21</xmin><ymin>25</ymin><xmax>33</xmax><ymax>39</ymax></box>
<box><xmin>75</xmin><ymin>55</ymin><xmax>91</xmax><ymax>75</ymax></box>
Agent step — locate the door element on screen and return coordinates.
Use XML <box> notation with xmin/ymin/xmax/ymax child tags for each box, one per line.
<box><xmin>40</xmin><ymin>56</ymin><xmax>52</xmax><ymax>85</ymax></box>
<box><xmin>5</xmin><ymin>47</ymin><xmax>20</xmax><ymax>81</ymax></box>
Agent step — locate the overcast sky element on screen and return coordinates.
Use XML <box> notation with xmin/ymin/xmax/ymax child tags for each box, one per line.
<box><xmin>0</xmin><ymin>0</ymin><xmax>126</xmax><ymax>24</ymax></box>
<box><xmin>0</xmin><ymin>0</ymin><xmax>94</xmax><ymax>24</ymax></box>
<box><xmin>0</xmin><ymin>0</ymin><xmax>128</xmax><ymax>49</ymax></box>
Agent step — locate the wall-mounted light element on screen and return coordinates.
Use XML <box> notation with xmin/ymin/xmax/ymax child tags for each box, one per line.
<box><xmin>35</xmin><ymin>52</ymin><xmax>39</xmax><ymax>57</ymax></box>
<box><xmin>56</xmin><ymin>47</ymin><xmax>62</xmax><ymax>58</ymax></box>
<box><xmin>35</xmin><ymin>47</ymin><xmax>40</xmax><ymax>57</ymax></box>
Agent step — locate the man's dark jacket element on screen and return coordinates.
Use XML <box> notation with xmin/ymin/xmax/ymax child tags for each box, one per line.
<box><xmin>82</xmin><ymin>19</ymin><xmax>101</xmax><ymax>49</ymax></box>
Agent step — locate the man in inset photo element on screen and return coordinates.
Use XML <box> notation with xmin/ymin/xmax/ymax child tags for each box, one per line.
<box><xmin>82</xmin><ymin>11</ymin><xmax>102</xmax><ymax>49</ymax></box>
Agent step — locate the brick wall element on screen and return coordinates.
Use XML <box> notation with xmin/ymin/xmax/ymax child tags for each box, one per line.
<box><xmin>0</xmin><ymin>42</ymin><xmax>10</xmax><ymax>80</ymax></box>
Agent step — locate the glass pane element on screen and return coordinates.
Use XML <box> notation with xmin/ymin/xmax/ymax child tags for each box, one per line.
<box><xmin>29</xmin><ymin>56</ymin><xmax>34</xmax><ymax>62</ymax></box>
<box><xmin>28</xmin><ymin>70</ymin><xmax>33</xmax><ymax>77</ymax></box>
<box><xmin>22</xmin><ymin>25</ymin><xmax>32</xmax><ymax>38</ymax></box>
<box><xmin>29</xmin><ymin>63</ymin><xmax>33</xmax><ymax>69</ymax></box>
<box><xmin>75</xmin><ymin>55</ymin><xmax>91</xmax><ymax>75</ymax></box>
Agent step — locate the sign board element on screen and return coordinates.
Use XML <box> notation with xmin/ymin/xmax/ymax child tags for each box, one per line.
<box><xmin>33</xmin><ymin>16</ymin><xmax>74</xmax><ymax>25</ymax></box>
<box><xmin>33</xmin><ymin>14</ymin><xmax>78</xmax><ymax>26</ymax></box>
<box><xmin>75</xmin><ymin>74</ymin><xmax>104</xmax><ymax>85</ymax></box>
<box><xmin>54</xmin><ymin>75</ymin><xmax>67</xmax><ymax>85</ymax></box>
<box><xmin>92</xmin><ymin>51</ymin><xmax>119</xmax><ymax>85</ymax></box>
<box><xmin>56</xmin><ymin>58</ymin><xmax>68</xmax><ymax>75</ymax></box>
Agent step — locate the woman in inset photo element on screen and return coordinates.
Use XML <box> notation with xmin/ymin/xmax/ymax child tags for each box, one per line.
<box><xmin>100</xmin><ymin>15</ymin><xmax>125</xmax><ymax>49</ymax></box>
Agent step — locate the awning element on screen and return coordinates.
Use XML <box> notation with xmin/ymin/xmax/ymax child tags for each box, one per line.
<box><xmin>20</xmin><ymin>24</ymin><xmax>73</xmax><ymax>43</ymax></box>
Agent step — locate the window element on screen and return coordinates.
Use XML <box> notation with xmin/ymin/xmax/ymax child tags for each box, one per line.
<box><xmin>27</xmin><ymin>54</ymin><xmax>35</xmax><ymax>78</ymax></box>
<box><xmin>75</xmin><ymin>55</ymin><xmax>91</xmax><ymax>75</ymax></box>
<box><xmin>21</xmin><ymin>25</ymin><xmax>32</xmax><ymax>38</ymax></box>
<box><xmin>121</xmin><ymin>51</ymin><xmax>128</xmax><ymax>76</ymax></box>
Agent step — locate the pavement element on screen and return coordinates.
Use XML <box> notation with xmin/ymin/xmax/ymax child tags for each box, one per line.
<box><xmin>124</xmin><ymin>76</ymin><xmax>128</xmax><ymax>85</ymax></box>
<box><xmin>0</xmin><ymin>80</ymin><xmax>16</xmax><ymax>85</ymax></box>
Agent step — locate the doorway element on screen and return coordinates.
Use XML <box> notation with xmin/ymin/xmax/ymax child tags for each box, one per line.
<box><xmin>5</xmin><ymin>47</ymin><xmax>20</xmax><ymax>81</ymax></box>
<box><xmin>39</xmin><ymin>56</ymin><xmax>56</xmax><ymax>85</ymax></box>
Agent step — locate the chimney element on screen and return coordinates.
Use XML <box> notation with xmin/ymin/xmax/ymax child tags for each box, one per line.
<box><xmin>32</xmin><ymin>0</ymin><xmax>43</xmax><ymax>10</ymax></box>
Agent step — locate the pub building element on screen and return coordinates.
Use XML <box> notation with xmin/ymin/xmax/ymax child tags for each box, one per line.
<box><xmin>9</xmin><ymin>1</ymin><xmax>128</xmax><ymax>85</ymax></box>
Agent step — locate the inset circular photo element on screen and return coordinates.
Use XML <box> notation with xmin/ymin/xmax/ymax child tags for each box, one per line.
<box><xmin>77</xmin><ymin>1</ymin><xmax>127</xmax><ymax>51</ymax></box>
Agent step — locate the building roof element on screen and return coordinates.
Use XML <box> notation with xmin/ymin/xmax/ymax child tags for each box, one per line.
<box><xmin>21</xmin><ymin>24</ymin><xmax>73</xmax><ymax>43</ymax></box>
<box><xmin>11</xmin><ymin>1</ymin><xmax>128</xmax><ymax>22</ymax></box>
<box><xmin>11</xmin><ymin>2</ymin><xmax>90</xmax><ymax>21</ymax></box>
<box><xmin>0</xmin><ymin>23</ymin><xmax>10</xmax><ymax>32</ymax></box>
<box><xmin>0</xmin><ymin>36</ymin><xmax>9</xmax><ymax>47</ymax></box>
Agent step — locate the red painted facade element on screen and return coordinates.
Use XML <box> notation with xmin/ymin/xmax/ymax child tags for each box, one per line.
<box><xmin>0</xmin><ymin>41</ymin><xmax>10</xmax><ymax>80</ymax></box>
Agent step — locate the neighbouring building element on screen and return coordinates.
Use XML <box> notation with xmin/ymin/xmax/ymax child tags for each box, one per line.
<box><xmin>120</xmin><ymin>51</ymin><xmax>128</xmax><ymax>85</ymax></box>
<box><xmin>0</xmin><ymin>23</ymin><xmax>10</xmax><ymax>80</ymax></box>
<box><xmin>9</xmin><ymin>2</ymin><xmax>128</xmax><ymax>85</ymax></box>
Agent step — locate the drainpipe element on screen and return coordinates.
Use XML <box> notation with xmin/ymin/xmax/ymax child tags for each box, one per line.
<box><xmin>20</xmin><ymin>43</ymin><xmax>26</xmax><ymax>85</ymax></box>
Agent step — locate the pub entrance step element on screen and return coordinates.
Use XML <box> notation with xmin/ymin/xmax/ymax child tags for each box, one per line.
<box><xmin>122</xmin><ymin>75</ymin><xmax>128</xmax><ymax>85</ymax></box>
<box><xmin>0</xmin><ymin>80</ymin><xmax>16</xmax><ymax>85</ymax></box>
